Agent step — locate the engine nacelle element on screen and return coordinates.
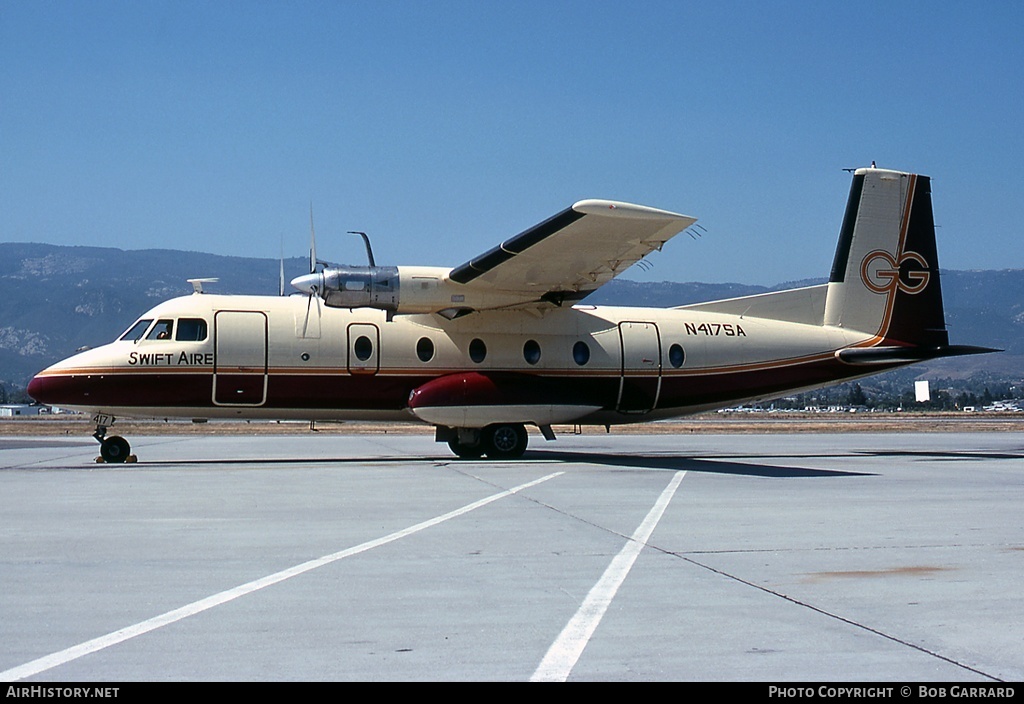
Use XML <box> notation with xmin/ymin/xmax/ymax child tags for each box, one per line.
<box><xmin>320</xmin><ymin>265</ymin><xmax>400</xmax><ymax>311</ymax></box>
<box><xmin>291</xmin><ymin>265</ymin><xmax>402</xmax><ymax>311</ymax></box>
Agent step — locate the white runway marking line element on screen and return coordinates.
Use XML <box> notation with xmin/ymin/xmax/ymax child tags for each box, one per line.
<box><xmin>532</xmin><ymin>470</ymin><xmax>686</xmax><ymax>682</ymax></box>
<box><xmin>0</xmin><ymin>471</ymin><xmax>564</xmax><ymax>682</ymax></box>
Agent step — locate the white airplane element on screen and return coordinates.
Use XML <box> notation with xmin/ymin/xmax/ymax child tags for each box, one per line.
<box><xmin>28</xmin><ymin>167</ymin><xmax>994</xmax><ymax>462</ymax></box>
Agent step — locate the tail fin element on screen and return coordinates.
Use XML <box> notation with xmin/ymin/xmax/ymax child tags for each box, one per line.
<box><xmin>823</xmin><ymin>167</ymin><xmax>948</xmax><ymax>347</ymax></box>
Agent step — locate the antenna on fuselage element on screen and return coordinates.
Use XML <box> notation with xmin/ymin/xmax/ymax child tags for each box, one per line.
<box><xmin>187</xmin><ymin>278</ymin><xmax>218</xmax><ymax>294</ymax></box>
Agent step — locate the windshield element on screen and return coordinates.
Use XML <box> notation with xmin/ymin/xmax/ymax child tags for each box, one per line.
<box><xmin>117</xmin><ymin>317</ymin><xmax>209</xmax><ymax>343</ymax></box>
<box><xmin>119</xmin><ymin>319</ymin><xmax>153</xmax><ymax>342</ymax></box>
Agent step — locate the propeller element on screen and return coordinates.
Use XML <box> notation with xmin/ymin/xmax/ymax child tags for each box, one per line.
<box><xmin>290</xmin><ymin>203</ymin><xmax>329</xmax><ymax>298</ymax></box>
<box><xmin>290</xmin><ymin>204</ymin><xmax>324</xmax><ymax>337</ymax></box>
<box><xmin>301</xmin><ymin>279</ymin><xmax>321</xmax><ymax>338</ymax></box>
<box><xmin>309</xmin><ymin>203</ymin><xmax>317</xmax><ymax>274</ymax></box>
<box><xmin>278</xmin><ymin>236</ymin><xmax>285</xmax><ymax>297</ymax></box>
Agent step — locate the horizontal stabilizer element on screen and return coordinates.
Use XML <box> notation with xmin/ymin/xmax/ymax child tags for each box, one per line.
<box><xmin>836</xmin><ymin>345</ymin><xmax>1000</xmax><ymax>366</ymax></box>
<box><xmin>678</xmin><ymin>284</ymin><xmax>828</xmax><ymax>326</ymax></box>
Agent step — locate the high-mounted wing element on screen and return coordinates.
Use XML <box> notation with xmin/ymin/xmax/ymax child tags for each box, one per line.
<box><xmin>291</xmin><ymin>198</ymin><xmax>697</xmax><ymax>318</ymax></box>
<box><xmin>448</xmin><ymin>200</ymin><xmax>696</xmax><ymax>307</ymax></box>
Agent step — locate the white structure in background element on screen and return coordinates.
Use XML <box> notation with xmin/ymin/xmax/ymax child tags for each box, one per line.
<box><xmin>0</xmin><ymin>404</ymin><xmax>43</xmax><ymax>417</ymax></box>
<box><xmin>915</xmin><ymin>380</ymin><xmax>931</xmax><ymax>403</ymax></box>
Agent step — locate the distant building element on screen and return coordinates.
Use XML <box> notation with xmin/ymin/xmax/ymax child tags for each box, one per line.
<box><xmin>0</xmin><ymin>404</ymin><xmax>43</xmax><ymax>417</ymax></box>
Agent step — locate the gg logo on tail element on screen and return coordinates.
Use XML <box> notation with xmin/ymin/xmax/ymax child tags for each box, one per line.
<box><xmin>860</xmin><ymin>249</ymin><xmax>931</xmax><ymax>296</ymax></box>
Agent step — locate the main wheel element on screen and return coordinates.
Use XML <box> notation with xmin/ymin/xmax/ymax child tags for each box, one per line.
<box><xmin>100</xmin><ymin>435</ymin><xmax>131</xmax><ymax>463</ymax></box>
<box><xmin>447</xmin><ymin>437</ymin><xmax>485</xmax><ymax>459</ymax></box>
<box><xmin>482</xmin><ymin>423</ymin><xmax>528</xmax><ymax>459</ymax></box>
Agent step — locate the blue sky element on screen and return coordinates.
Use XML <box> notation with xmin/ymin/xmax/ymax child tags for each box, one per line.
<box><xmin>2</xmin><ymin>1</ymin><xmax>1021</xmax><ymax>285</ymax></box>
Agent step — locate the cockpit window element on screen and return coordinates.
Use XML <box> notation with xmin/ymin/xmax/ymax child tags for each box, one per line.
<box><xmin>176</xmin><ymin>318</ymin><xmax>208</xmax><ymax>342</ymax></box>
<box><xmin>120</xmin><ymin>319</ymin><xmax>153</xmax><ymax>342</ymax></box>
<box><xmin>146</xmin><ymin>319</ymin><xmax>174</xmax><ymax>340</ymax></box>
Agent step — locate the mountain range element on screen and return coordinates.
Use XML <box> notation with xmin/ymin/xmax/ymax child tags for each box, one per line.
<box><xmin>1</xmin><ymin>242</ymin><xmax>1021</xmax><ymax>395</ymax></box>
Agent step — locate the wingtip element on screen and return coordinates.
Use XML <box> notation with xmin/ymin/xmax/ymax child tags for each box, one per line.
<box><xmin>571</xmin><ymin>199</ymin><xmax>695</xmax><ymax>223</ymax></box>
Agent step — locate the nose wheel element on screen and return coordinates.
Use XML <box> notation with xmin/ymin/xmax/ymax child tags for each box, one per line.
<box><xmin>93</xmin><ymin>422</ymin><xmax>136</xmax><ymax>463</ymax></box>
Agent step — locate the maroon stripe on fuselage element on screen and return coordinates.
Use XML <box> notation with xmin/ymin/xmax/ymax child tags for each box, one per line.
<box><xmin>32</xmin><ymin>357</ymin><xmax>905</xmax><ymax>416</ymax></box>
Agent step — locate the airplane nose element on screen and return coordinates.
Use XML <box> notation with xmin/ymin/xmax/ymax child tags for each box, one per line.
<box><xmin>290</xmin><ymin>272</ymin><xmax>321</xmax><ymax>294</ymax></box>
<box><xmin>27</xmin><ymin>374</ymin><xmax>47</xmax><ymax>404</ymax></box>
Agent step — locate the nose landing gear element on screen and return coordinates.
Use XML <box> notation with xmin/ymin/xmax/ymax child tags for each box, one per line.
<box><xmin>93</xmin><ymin>419</ymin><xmax>136</xmax><ymax>464</ymax></box>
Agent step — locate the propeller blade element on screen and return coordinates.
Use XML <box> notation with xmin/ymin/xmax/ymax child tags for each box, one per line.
<box><xmin>279</xmin><ymin>237</ymin><xmax>285</xmax><ymax>296</ymax></box>
<box><xmin>301</xmin><ymin>282</ymin><xmax>323</xmax><ymax>338</ymax></box>
<box><xmin>308</xmin><ymin>203</ymin><xmax>317</xmax><ymax>274</ymax></box>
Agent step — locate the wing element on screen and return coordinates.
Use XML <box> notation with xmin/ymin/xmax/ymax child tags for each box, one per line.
<box><xmin>448</xmin><ymin>200</ymin><xmax>696</xmax><ymax>308</ymax></box>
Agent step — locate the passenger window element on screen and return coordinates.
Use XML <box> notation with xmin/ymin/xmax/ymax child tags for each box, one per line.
<box><xmin>573</xmin><ymin>341</ymin><xmax>591</xmax><ymax>366</ymax></box>
<box><xmin>669</xmin><ymin>343</ymin><xmax>685</xmax><ymax>368</ymax></box>
<box><xmin>353</xmin><ymin>335</ymin><xmax>373</xmax><ymax>361</ymax></box>
<box><xmin>416</xmin><ymin>337</ymin><xmax>435</xmax><ymax>363</ymax></box>
<box><xmin>469</xmin><ymin>338</ymin><xmax>487</xmax><ymax>363</ymax></box>
<box><xmin>176</xmin><ymin>318</ymin><xmax>208</xmax><ymax>342</ymax></box>
<box><xmin>120</xmin><ymin>319</ymin><xmax>153</xmax><ymax>342</ymax></box>
<box><xmin>523</xmin><ymin>339</ymin><xmax>541</xmax><ymax>365</ymax></box>
<box><xmin>147</xmin><ymin>320</ymin><xmax>174</xmax><ymax>340</ymax></box>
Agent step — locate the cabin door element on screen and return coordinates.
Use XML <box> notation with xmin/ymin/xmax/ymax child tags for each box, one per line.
<box><xmin>213</xmin><ymin>310</ymin><xmax>268</xmax><ymax>406</ymax></box>
<box><xmin>617</xmin><ymin>321</ymin><xmax>661</xmax><ymax>414</ymax></box>
<box><xmin>347</xmin><ymin>323</ymin><xmax>380</xmax><ymax>375</ymax></box>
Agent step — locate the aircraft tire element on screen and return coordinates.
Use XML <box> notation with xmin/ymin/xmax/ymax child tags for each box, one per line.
<box><xmin>100</xmin><ymin>435</ymin><xmax>131</xmax><ymax>463</ymax></box>
<box><xmin>483</xmin><ymin>423</ymin><xmax>528</xmax><ymax>459</ymax></box>
<box><xmin>447</xmin><ymin>438</ymin><xmax>485</xmax><ymax>459</ymax></box>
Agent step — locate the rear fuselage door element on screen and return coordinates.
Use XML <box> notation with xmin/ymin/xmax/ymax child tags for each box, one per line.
<box><xmin>617</xmin><ymin>321</ymin><xmax>661</xmax><ymax>413</ymax></box>
<box><xmin>213</xmin><ymin>310</ymin><xmax>268</xmax><ymax>405</ymax></box>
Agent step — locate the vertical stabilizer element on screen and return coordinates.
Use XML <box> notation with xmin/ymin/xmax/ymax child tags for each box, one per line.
<box><xmin>823</xmin><ymin>168</ymin><xmax>948</xmax><ymax>347</ymax></box>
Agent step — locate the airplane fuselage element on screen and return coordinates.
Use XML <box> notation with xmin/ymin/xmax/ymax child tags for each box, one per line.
<box><xmin>28</xmin><ymin>289</ymin><xmax>891</xmax><ymax>426</ymax></box>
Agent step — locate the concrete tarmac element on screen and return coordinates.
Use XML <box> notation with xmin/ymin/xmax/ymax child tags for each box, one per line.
<box><xmin>1</xmin><ymin>431</ymin><xmax>1022</xmax><ymax>682</ymax></box>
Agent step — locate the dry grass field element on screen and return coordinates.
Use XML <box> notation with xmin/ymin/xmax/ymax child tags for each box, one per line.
<box><xmin>3</xmin><ymin>412</ymin><xmax>1022</xmax><ymax>438</ymax></box>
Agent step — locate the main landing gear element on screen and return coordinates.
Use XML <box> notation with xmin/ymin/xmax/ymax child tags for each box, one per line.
<box><xmin>93</xmin><ymin>420</ymin><xmax>136</xmax><ymax>464</ymax></box>
<box><xmin>441</xmin><ymin>423</ymin><xmax>532</xmax><ymax>460</ymax></box>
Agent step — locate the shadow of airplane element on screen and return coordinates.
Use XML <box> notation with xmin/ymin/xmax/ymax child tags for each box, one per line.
<box><xmin>519</xmin><ymin>449</ymin><xmax>872</xmax><ymax>478</ymax></box>
<box><xmin>854</xmin><ymin>449</ymin><xmax>1024</xmax><ymax>461</ymax></box>
<box><xmin>93</xmin><ymin>446</ymin><xmax>1022</xmax><ymax>474</ymax></box>
<box><xmin>121</xmin><ymin>449</ymin><xmax>871</xmax><ymax>477</ymax></box>
<box><xmin>136</xmin><ymin>448</ymin><xmax>872</xmax><ymax>480</ymax></box>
